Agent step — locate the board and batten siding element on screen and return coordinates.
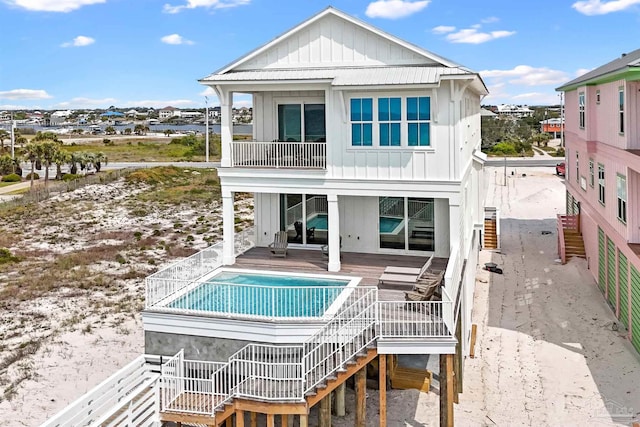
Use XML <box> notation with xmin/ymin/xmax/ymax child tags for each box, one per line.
<box><xmin>631</xmin><ymin>265</ymin><xmax>640</xmax><ymax>353</ymax></box>
<box><xmin>236</xmin><ymin>13</ymin><xmax>434</xmax><ymax>70</ymax></box>
<box><xmin>589</xmin><ymin>80</ymin><xmax>627</xmax><ymax>149</ymax></box>
<box><xmin>618</xmin><ymin>251</ymin><xmax>629</xmax><ymax>328</ymax></box>
<box><xmin>598</xmin><ymin>227</ymin><xmax>606</xmax><ymax>292</ymax></box>
<box><xmin>607</xmin><ymin>236</ymin><xmax>616</xmax><ymax>309</ymax></box>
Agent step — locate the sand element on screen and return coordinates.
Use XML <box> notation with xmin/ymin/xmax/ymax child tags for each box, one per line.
<box><xmin>4</xmin><ymin>165</ymin><xmax>640</xmax><ymax>426</ymax></box>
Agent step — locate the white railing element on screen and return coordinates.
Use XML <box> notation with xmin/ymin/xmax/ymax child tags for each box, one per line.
<box><xmin>378</xmin><ymin>300</ymin><xmax>452</xmax><ymax>338</ymax></box>
<box><xmin>154</xmin><ymin>283</ymin><xmax>347</xmax><ymax>321</ymax></box>
<box><xmin>286</xmin><ymin>201</ymin><xmax>303</xmax><ymax>226</ymax></box>
<box><xmin>306</xmin><ymin>195</ymin><xmax>328</xmax><ymax>217</ymax></box>
<box><xmin>408</xmin><ymin>199</ymin><xmax>434</xmax><ymax>221</ymax></box>
<box><xmin>231</xmin><ymin>141</ymin><xmax>326</xmax><ymax>169</ymax></box>
<box><xmin>145</xmin><ymin>227</ymin><xmax>255</xmax><ymax>309</ymax></box>
<box><xmin>229</xmin><ymin>344</ymin><xmax>305</xmax><ymax>402</ymax></box>
<box><xmin>161</xmin><ymin>352</ymin><xmax>226</xmax><ymax>416</ymax></box>
<box><xmin>42</xmin><ymin>355</ymin><xmax>160</xmax><ymax>427</ymax></box>
<box><xmin>303</xmin><ymin>287</ymin><xmax>378</xmax><ymax>394</ymax></box>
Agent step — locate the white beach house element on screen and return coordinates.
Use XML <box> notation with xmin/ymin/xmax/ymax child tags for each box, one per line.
<box><xmin>42</xmin><ymin>7</ymin><xmax>488</xmax><ymax>427</ymax></box>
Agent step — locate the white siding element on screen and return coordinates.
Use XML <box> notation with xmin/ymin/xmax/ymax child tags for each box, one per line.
<box><xmin>237</xmin><ymin>14</ymin><xmax>433</xmax><ymax>70</ymax></box>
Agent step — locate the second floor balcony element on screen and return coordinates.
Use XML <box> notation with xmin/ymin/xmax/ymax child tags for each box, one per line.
<box><xmin>231</xmin><ymin>140</ymin><xmax>326</xmax><ymax>169</ymax></box>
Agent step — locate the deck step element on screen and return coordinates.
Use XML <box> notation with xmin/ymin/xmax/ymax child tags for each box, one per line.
<box><xmin>390</xmin><ymin>367</ymin><xmax>432</xmax><ymax>393</ymax></box>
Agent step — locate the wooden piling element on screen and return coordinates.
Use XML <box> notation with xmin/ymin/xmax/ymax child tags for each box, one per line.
<box><xmin>355</xmin><ymin>366</ymin><xmax>366</xmax><ymax>427</ymax></box>
<box><xmin>379</xmin><ymin>354</ymin><xmax>387</xmax><ymax>427</ymax></box>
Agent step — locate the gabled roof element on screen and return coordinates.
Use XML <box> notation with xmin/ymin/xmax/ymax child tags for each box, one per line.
<box><xmin>557</xmin><ymin>48</ymin><xmax>640</xmax><ymax>91</ymax></box>
<box><xmin>211</xmin><ymin>6</ymin><xmax>463</xmax><ymax>76</ymax></box>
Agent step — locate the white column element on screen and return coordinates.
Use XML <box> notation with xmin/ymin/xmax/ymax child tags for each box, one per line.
<box><xmin>327</xmin><ymin>194</ymin><xmax>341</xmax><ymax>272</ymax></box>
<box><xmin>222</xmin><ymin>190</ymin><xmax>236</xmax><ymax>265</ymax></box>
<box><xmin>449</xmin><ymin>201</ymin><xmax>461</xmax><ymax>251</ymax></box>
<box><xmin>216</xmin><ymin>87</ymin><xmax>233</xmax><ymax>168</ymax></box>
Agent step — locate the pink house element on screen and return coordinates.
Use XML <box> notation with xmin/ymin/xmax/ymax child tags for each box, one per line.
<box><xmin>557</xmin><ymin>49</ymin><xmax>640</xmax><ymax>355</ymax></box>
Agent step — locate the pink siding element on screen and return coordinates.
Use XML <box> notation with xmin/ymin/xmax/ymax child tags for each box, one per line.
<box><xmin>566</xmin><ymin>136</ymin><xmax>635</xmax><ymax>241</ymax></box>
<box><xmin>591</xmin><ymin>80</ymin><xmax>626</xmax><ymax>149</ymax></box>
<box><xmin>630</xmin><ymin>81</ymin><xmax>640</xmax><ymax>150</ymax></box>
<box><xmin>564</xmin><ymin>90</ymin><xmax>579</xmax><ymax>134</ymax></box>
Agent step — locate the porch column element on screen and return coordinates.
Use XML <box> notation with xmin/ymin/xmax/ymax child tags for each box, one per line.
<box><xmin>327</xmin><ymin>194</ymin><xmax>341</xmax><ymax>272</ymax></box>
<box><xmin>222</xmin><ymin>189</ymin><xmax>236</xmax><ymax>265</ymax></box>
<box><xmin>448</xmin><ymin>202</ymin><xmax>461</xmax><ymax>251</ymax></box>
<box><xmin>216</xmin><ymin>87</ymin><xmax>233</xmax><ymax>168</ymax></box>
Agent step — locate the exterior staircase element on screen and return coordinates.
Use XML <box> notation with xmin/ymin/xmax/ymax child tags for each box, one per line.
<box><xmin>483</xmin><ymin>207</ymin><xmax>499</xmax><ymax>250</ymax></box>
<box><xmin>557</xmin><ymin>214</ymin><xmax>586</xmax><ymax>264</ymax></box>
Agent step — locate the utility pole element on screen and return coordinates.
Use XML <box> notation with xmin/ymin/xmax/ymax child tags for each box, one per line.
<box><xmin>10</xmin><ymin>111</ymin><xmax>15</xmax><ymax>159</ymax></box>
<box><xmin>205</xmin><ymin>96</ymin><xmax>210</xmax><ymax>163</ymax></box>
<box><xmin>559</xmin><ymin>92</ymin><xmax>565</xmax><ymax>149</ymax></box>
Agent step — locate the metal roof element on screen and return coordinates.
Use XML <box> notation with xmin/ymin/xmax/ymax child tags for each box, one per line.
<box><xmin>557</xmin><ymin>47</ymin><xmax>640</xmax><ymax>90</ymax></box>
<box><xmin>201</xmin><ymin>66</ymin><xmax>475</xmax><ymax>87</ymax></box>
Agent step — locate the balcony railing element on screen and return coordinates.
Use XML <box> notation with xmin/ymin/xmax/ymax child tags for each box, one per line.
<box><xmin>231</xmin><ymin>141</ymin><xmax>326</xmax><ymax>169</ymax></box>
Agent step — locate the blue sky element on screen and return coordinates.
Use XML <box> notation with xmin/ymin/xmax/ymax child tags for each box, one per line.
<box><xmin>1</xmin><ymin>0</ymin><xmax>640</xmax><ymax>110</ymax></box>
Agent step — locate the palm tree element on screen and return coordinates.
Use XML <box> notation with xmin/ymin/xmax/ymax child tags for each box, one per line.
<box><xmin>39</xmin><ymin>141</ymin><xmax>59</xmax><ymax>186</ymax></box>
<box><xmin>105</xmin><ymin>126</ymin><xmax>116</xmax><ymax>135</ymax></box>
<box><xmin>0</xmin><ymin>130</ymin><xmax>9</xmax><ymax>151</ymax></box>
<box><xmin>93</xmin><ymin>152</ymin><xmax>108</xmax><ymax>172</ymax></box>
<box><xmin>68</xmin><ymin>152</ymin><xmax>82</xmax><ymax>175</ymax></box>
<box><xmin>134</xmin><ymin>124</ymin><xmax>145</xmax><ymax>135</ymax></box>
<box><xmin>23</xmin><ymin>143</ymin><xmax>42</xmax><ymax>188</ymax></box>
<box><xmin>52</xmin><ymin>150</ymin><xmax>70</xmax><ymax>180</ymax></box>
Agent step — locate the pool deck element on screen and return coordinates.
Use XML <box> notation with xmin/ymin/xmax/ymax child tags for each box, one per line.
<box><xmin>233</xmin><ymin>247</ymin><xmax>448</xmax><ymax>301</ymax></box>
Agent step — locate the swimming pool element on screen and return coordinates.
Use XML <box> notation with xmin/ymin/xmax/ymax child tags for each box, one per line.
<box><xmin>168</xmin><ymin>270</ymin><xmax>354</xmax><ymax>318</ymax></box>
<box><xmin>306</xmin><ymin>214</ymin><xmax>403</xmax><ymax>235</ymax></box>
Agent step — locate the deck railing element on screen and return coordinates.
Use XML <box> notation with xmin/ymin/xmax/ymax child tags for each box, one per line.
<box><xmin>42</xmin><ymin>355</ymin><xmax>160</xmax><ymax>427</ymax></box>
<box><xmin>231</xmin><ymin>141</ymin><xmax>326</xmax><ymax>169</ymax></box>
<box><xmin>159</xmin><ymin>287</ymin><xmax>454</xmax><ymax>418</ymax></box>
<box><xmin>151</xmin><ymin>282</ymin><xmax>349</xmax><ymax>321</ymax></box>
<box><xmin>145</xmin><ymin>227</ymin><xmax>255</xmax><ymax>308</ymax></box>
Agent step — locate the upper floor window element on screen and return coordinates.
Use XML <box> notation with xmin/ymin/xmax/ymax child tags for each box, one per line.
<box><xmin>619</xmin><ymin>88</ymin><xmax>624</xmax><ymax>134</ymax></box>
<box><xmin>589</xmin><ymin>159</ymin><xmax>594</xmax><ymax>187</ymax></box>
<box><xmin>350</xmin><ymin>98</ymin><xmax>373</xmax><ymax>146</ymax></box>
<box><xmin>596</xmin><ymin>90</ymin><xmax>601</xmax><ymax>104</ymax></box>
<box><xmin>578</xmin><ymin>92</ymin><xmax>585</xmax><ymax>129</ymax></box>
<box><xmin>598</xmin><ymin>163</ymin><xmax>605</xmax><ymax>205</ymax></box>
<box><xmin>617</xmin><ymin>174</ymin><xmax>627</xmax><ymax>223</ymax></box>
<box><xmin>576</xmin><ymin>151</ymin><xmax>579</xmax><ymax>184</ymax></box>
<box><xmin>407</xmin><ymin>97</ymin><xmax>431</xmax><ymax>146</ymax></box>
<box><xmin>378</xmin><ymin>97</ymin><xmax>401</xmax><ymax>146</ymax></box>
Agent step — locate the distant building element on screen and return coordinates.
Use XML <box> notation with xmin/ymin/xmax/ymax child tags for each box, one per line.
<box><xmin>180</xmin><ymin>111</ymin><xmax>203</xmax><ymax>119</ymax></box>
<box><xmin>540</xmin><ymin>117</ymin><xmax>564</xmax><ymax>136</ymax></box>
<box><xmin>159</xmin><ymin>106</ymin><xmax>180</xmax><ymax>120</ymax></box>
<box><xmin>496</xmin><ymin>104</ymin><xmax>533</xmax><ymax>118</ymax></box>
<box><xmin>556</xmin><ymin>48</ymin><xmax>640</xmax><ymax>356</ymax></box>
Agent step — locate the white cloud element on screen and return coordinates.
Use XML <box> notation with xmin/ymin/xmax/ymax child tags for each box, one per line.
<box><xmin>55</xmin><ymin>97</ymin><xmax>117</xmax><ymax>108</ymax></box>
<box><xmin>161</xmin><ymin>34</ymin><xmax>194</xmax><ymax>45</ymax></box>
<box><xmin>365</xmin><ymin>0</ymin><xmax>430</xmax><ymax>19</ymax></box>
<box><xmin>61</xmin><ymin>35</ymin><xmax>95</xmax><ymax>48</ymax></box>
<box><xmin>575</xmin><ymin>68</ymin><xmax>593</xmax><ymax>77</ymax></box>
<box><xmin>481</xmin><ymin>16</ymin><xmax>500</xmax><ymax>23</ymax></box>
<box><xmin>572</xmin><ymin>0</ymin><xmax>640</xmax><ymax>15</ymax></box>
<box><xmin>4</xmin><ymin>0</ymin><xmax>105</xmax><ymax>12</ymax></box>
<box><xmin>481</xmin><ymin>65</ymin><xmax>569</xmax><ymax>86</ymax></box>
<box><xmin>199</xmin><ymin>87</ymin><xmax>217</xmax><ymax>97</ymax></box>
<box><xmin>431</xmin><ymin>25</ymin><xmax>455</xmax><ymax>34</ymax></box>
<box><xmin>446</xmin><ymin>28</ymin><xmax>515</xmax><ymax>44</ymax></box>
<box><xmin>162</xmin><ymin>0</ymin><xmax>249</xmax><ymax>14</ymax></box>
<box><xmin>127</xmin><ymin>99</ymin><xmax>194</xmax><ymax>108</ymax></box>
<box><xmin>0</xmin><ymin>89</ymin><xmax>52</xmax><ymax>100</ymax></box>
<box><xmin>0</xmin><ymin>104</ymin><xmax>31</xmax><ymax>110</ymax></box>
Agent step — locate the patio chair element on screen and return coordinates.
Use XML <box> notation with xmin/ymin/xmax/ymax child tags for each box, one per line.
<box><xmin>383</xmin><ymin>254</ymin><xmax>434</xmax><ymax>275</ymax></box>
<box><xmin>378</xmin><ymin>255</ymin><xmax>435</xmax><ymax>285</ymax></box>
<box><xmin>321</xmin><ymin>236</ymin><xmax>342</xmax><ymax>259</ymax></box>
<box><xmin>404</xmin><ymin>271</ymin><xmax>444</xmax><ymax>304</ymax></box>
<box><xmin>268</xmin><ymin>231</ymin><xmax>288</xmax><ymax>258</ymax></box>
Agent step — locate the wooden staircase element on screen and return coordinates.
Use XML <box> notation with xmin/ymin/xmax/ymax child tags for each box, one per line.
<box><xmin>484</xmin><ymin>208</ymin><xmax>499</xmax><ymax>250</ymax></box>
<box><xmin>557</xmin><ymin>214</ymin><xmax>585</xmax><ymax>264</ymax></box>
<box><xmin>563</xmin><ymin>229</ymin><xmax>586</xmax><ymax>260</ymax></box>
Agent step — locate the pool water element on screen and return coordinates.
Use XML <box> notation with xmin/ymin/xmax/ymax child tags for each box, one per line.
<box><xmin>379</xmin><ymin>217</ymin><xmax>403</xmax><ymax>233</ymax></box>
<box><xmin>169</xmin><ymin>272</ymin><xmax>349</xmax><ymax>317</ymax></box>
<box><xmin>306</xmin><ymin>214</ymin><xmax>402</xmax><ymax>234</ymax></box>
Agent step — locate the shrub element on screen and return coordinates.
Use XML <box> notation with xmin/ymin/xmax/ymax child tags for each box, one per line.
<box><xmin>0</xmin><ymin>248</ymin><xmax>19</xmax><ymax>264</ymax></box>
<box><xmin>25</xmin><ymin>172</ymin><xmax>40</xmax><ymax>180</ymax></box>
<box><xmin>62</xmin><ymin>173</ymin><xmax>80</xmax><ymax>181</ymax></box>
<box><xmin>103</xmin><ymin>138</ymin><xmax>113</xmax><ymax>145</ymax></box>
<box><xmin>1</xmin><ymin>173</ymin><xmax>21</xmax><ymax>182</ymax></box>
<box><xmin>490</xmin><ymin>142</ymin><xmax>517</xmax><ymax>156</ymax></box>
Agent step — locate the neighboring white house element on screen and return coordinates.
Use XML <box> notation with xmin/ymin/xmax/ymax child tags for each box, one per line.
<box><xmin>179</xmin><ymin>110</ymin><xmax>204</xmax><ymax>119</ymax></box>
<box><xmin>495</xmin><ymin>104</ymin><xmax>533</xmax><ymax>117</ymax></box>
<box><xmin>158</xmin><ymin>106</ymin><xmax>179</xmax><ymax>119</ymax></box>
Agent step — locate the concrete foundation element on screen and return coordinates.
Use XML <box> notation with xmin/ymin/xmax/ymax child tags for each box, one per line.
<box><xmin>145</xmin><ymin>331</ymin><xmax>255</xmax><ymax>361</ymax></box>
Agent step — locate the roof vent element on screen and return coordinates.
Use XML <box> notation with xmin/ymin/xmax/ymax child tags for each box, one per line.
<box><xmin>622</xmin><ymin>53</ymin><xmax>627</xmax><ymax>57</ymax></box>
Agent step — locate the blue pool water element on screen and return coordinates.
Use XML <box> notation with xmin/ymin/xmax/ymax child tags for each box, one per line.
<box><xmin>379</xmin><ymin>217</ymin><xmax>403</xmax><ymax>233</ymax></box>
<box><xmin>307</xmin><ymin>214</ymin><xmax>401</xmax><ymax>234</ymax></box>
<box><xmin>169</xmin><ymin>272</ymin><xmax>349</xmax><ymax>317</ymax></box>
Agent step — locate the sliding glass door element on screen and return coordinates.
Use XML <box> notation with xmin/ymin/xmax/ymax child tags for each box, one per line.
<box><xmin>379</xmin><ymin>197</ymin><xmax>434</xmax><ymax>251</ymax></box>
<box><xmin>280</xmin><ymin>193</ymin><xmax>328</xmax><ymax>245</ymax></box>
<box><xmin>277</xmin><ymin>104</ymin><xmax>326</xmax><ymax>142</ymax></box>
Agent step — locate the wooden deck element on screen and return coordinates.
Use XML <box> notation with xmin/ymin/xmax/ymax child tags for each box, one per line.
<box><xmin>234</xmin><ymin>247</ymin><xmax>448</xmax><ymax>301</ymax></box>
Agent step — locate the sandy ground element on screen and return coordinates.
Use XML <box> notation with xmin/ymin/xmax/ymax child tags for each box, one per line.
<box><xmin>457</xmin><ymin>167</ymin><xmax>640</xmax><ymax>426</ymax></box>
<box><xmin>5</xmin><ymin>165</ymin><xmax>640</xmax><ymax>426</ymax></box>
